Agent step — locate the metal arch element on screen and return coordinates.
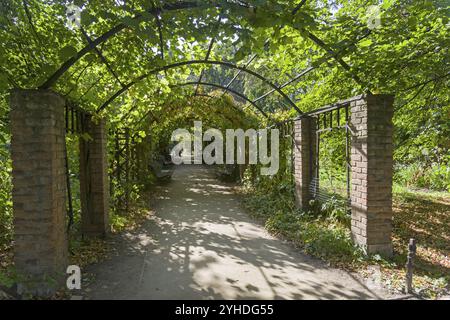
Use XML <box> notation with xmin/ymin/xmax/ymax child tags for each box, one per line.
<box><xmin>185</xmin><ymin>94</ymin><xmax>251</xmax><ymax>127</ymax></box>
<box><xmin>39</xmin><ymin>1</ymin><xmax>307</xmax><ymax>93</ymax></box>
<box><xmin>251</xmin><ymin>30</ymin><xmax>373</xmax><ymax>104</ymax></box>
<box><xmin>167</xmin><ymin>93</ymin><xmax>254</xmax><ymax>126</ymax></box>
<box><xmin>153</xmin><ymin>8</ymin><xmax>165</xmax><ymax>61</ymax></box>
<box><xmin>302</xmin><ymin>30</ymin><xmax>372</xmax><ymax>93</ymax></box>
<box><xmin>126</xmin><ymin>92</ymin><xmax>256</xmax><ymax>130</ymax></box>
<box><xmin>195</xmin><ymin>15</ymin><xmax>222</xmax><ymax>95</ymax></box>
<box><xmin>38</xmin><ymin>1</ymin><xmax>242</xmax><ymax>89</ymax></box>
<box><xmin>38</xmin><ymin>0</ymin><xmax>372</xmax><ymax>101</ymax></box>
<box><xmin>191</xmin><ymin>93</ymin><xmax>261</xmax><ymax>120</ymax></box>
<box><xmin>220</xmin><ymin>0</ymin><xmax>307</xmax><ymax>97</ymax></box>
<box><xmin>96</xmin><ymin>60</ymin><xmax>299</xmax><ymax>114</ymax></box>
<box><xmin>118</xmin><ymin>92</ymin><xmax>249</xmax><ymax>125</ymax></box>
<box><xmin>170</xmin><ymin>81</ymin><xmax>269</xmax><ymax>119</ymax></box>
<box><xmin>220</xmin><ymin>53</ymin><xmax>258</xmax><ymax>97</ymax></box>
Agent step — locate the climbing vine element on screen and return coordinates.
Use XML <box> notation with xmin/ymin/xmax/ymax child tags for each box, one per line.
<box><xmin>0</xmin><ymin>0</ymin><xmax>448</xmax><ymax>297</ymax></box>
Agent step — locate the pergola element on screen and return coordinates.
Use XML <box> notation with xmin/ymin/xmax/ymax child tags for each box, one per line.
<box><xmin>33</xmin><ymin>1</ymin><xmax>374</xmax><ymax>120</ymax></box>
<box><xmin>6</xmin><ymin>0</ymin><xmax>394</xmax><ymax>297</ymax></box>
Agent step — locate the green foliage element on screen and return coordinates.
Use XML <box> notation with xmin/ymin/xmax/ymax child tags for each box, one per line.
<box><xmin>0</xmin><ymin>0</ymin><xmax>447</xmax><ymax>179</ymax></box>
<box><xmin>0</xmin><ymin>144</ymin><xmax>12</xmax><ymax>251</ymax></box>
<box><xmin>0</xmin><ymin>1</ymin><xmax>448</xmax><ymax>295</ymax></box>
<box><xmin>0</xmin><ymin>268</ymin><xmax>15</xmax><ymax>289</ymax></box>
<box><xmin>242</xmin><ymin>189</ymin><xmax>363</xmax><ymax>265</ymax></box>
<box><xmin>395</xmin><ymin>162</ymin><xmax>450</xmax><ymax>192</ymax></box>
<box><xmin>242</xmin><ymin>128</ymin><xmax>361</xmax><ymax>264</ymax></box>
<box><xmin>110</xmin><ymin>214</ymin><xmax>128</xmax><ymax>232</ymax></box>
<box><xmin>309</xmin><ymin>197</ymin><xmax>351</xmax><ymax>226</ymax></box>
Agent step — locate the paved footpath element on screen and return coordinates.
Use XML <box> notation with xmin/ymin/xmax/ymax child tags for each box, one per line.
<box><xmin>82</xmin><ymin>165</ymin><xmax>392</xmax><ymax>300</ymax></box>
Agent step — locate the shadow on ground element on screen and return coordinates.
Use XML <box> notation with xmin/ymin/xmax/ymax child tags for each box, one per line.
<box><xmin>393</xmin><ymin>191</ymin><xmax>450</xmax><ymax>276</ymax></box>
<box><xmin>83</xmin><ymin>165</ymin><xmax>391</xmax><ymax>300</ymax></box>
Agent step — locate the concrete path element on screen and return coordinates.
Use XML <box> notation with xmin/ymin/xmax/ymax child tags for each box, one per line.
<box><xmin>83</xmin><ymin>165</ymin><xmax>390</xmax><ymax>300</ymax></box>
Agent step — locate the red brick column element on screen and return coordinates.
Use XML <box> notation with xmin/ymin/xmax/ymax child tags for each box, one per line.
<box><xmin>293</xmin><ymin>116</ymin><xmax>317</xmax><ymax>209</ymax></box>
<box><xmin>350</xmin><ymin>94</ymin><xmax>394</xmax><ymax>256</ymax></box>
<box><xmin>79</xmin><ymin>116</ymin><xmax>110</xmax><ymax>238</ymax></box>
<box><xmin>9</xmin><ymin>89</ymin><xmax>68</xmax><ymax>296</ymax></box>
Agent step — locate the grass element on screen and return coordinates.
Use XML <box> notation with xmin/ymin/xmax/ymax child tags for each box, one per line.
<box><xmin>239</xmin><ymin>183</ymin><xmax>450</xmax><ymax>299</ymax></box>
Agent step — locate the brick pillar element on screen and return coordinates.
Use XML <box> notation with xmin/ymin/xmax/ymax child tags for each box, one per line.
<box><xmin>9</xmin><ymin>89</ymin><xmax>68</xmax><ymax>296</ymax></box>
<box><xmin>79</xmin><ymin>116</ymin><xmax>110</xmax><ymax>238</ymax></box>
<box><xmin>350</xmin><ymin>94</ymin><xmax>394</xmax><ymax>257</ymax></box>
<box><xmin>293</xmin><ymin>116</ymin><xmax>316</xmax><ymax>209</ymax></box>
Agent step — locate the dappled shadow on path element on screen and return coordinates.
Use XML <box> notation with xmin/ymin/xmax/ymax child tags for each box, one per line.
<box><xmin>84</xmin><ymin>165</ymin><xmax>386</xmax><ymax>300</ymax></box>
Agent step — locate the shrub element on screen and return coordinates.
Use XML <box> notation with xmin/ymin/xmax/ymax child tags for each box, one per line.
<box><xmin>394</xmin><ymin>162</ymin><xmax>450</xmax><ymax>192</ymax></box>
<box><xmin>0</xmin><ymin>149</ymin><xmax>12</xmax><ymax>251</ymax></box>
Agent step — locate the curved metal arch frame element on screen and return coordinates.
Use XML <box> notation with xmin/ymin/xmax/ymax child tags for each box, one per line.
<box><xmin>38</xmin><ymin>0</ymin><xmax>368</xmax><ymax>96</ymax></box>
<box><xmin>191</xmin><ymin>93</ymin><xmax>254</xmax><ymax>117</ymax></box>
<box><xmin>155</xmin><ymin>93</ymin><xmax>255</xmax><ymax>127</ymax></box>
<box><xmin>124</xmin><ymin>91</ymin><xmax>255</xmax><ymax>132</ymax></box>
<box><xmin>191</xmin><ymin>93</ymin><xmax>258</xmax><ymax>118</ymax></box>
<box><xmin>170</xmin><ymin>81</ymin><xmax>269</xmax><ymax>118</ymax></box>
<box><xmin>38</xmin><ymin>0</ymin><xmax>370</xmax><ymax>116</ymax></box>
<box><xmin>39</xmin><ymin>1</ymin><xmax>245</xmax><ymax>89</ymax></box>
<box><xmin>95</xmin><ymin>60</ymin><xmax>295</xmax><ymax>115</ymax></box>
